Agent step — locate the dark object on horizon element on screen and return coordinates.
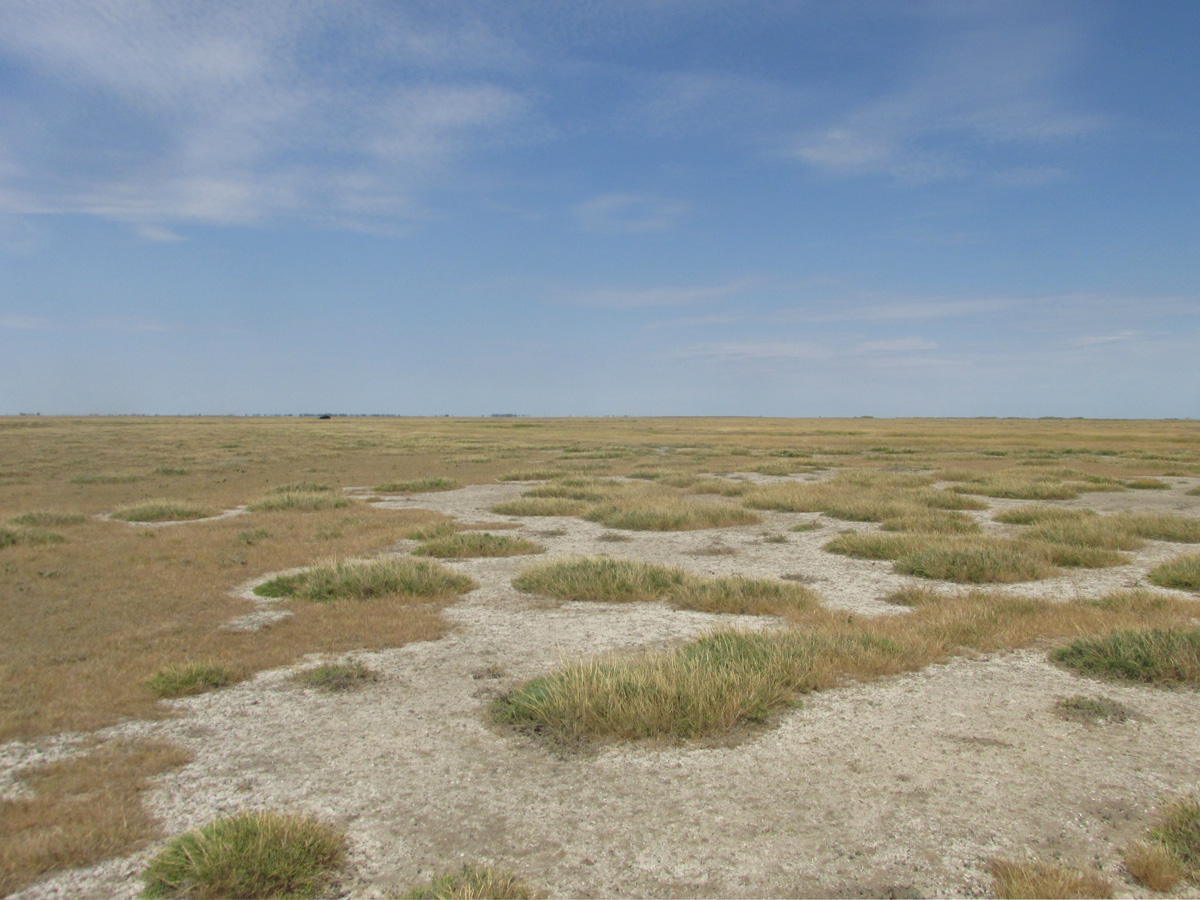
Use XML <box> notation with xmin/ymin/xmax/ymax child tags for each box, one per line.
<box><xmin>318</xmin><ymin>414</ymin><xmax>332</xmax><ymax>420</ymax></box>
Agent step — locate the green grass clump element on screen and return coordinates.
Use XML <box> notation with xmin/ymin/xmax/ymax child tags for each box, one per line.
<box><xmin>497</xmin><ymin>470</ymin><xmax>560</xmax><ymax>482</ymax></box>
<box><xmin>293</xmin><ymin>660</ymin><xmax>379</xmax><ymax>692</ymax></box>
<box><xmin>111</xmin><ymin>502</ymin><xmax>215</xmax><ymax>523</ymax></box>
<box><xmin>374</xmin><ymin>478</ymin><xmax>459</xmax><ymax>493</ymax></box>
<box><xmin>1118</xmin><ymin>513</ymin><xmax>1200</xmax><ymax>543</ymax></box>
<box><xmin>491</xmin><ymin>497</ymin><xmax>588</xmax><ymax>517</ymax></box>
<box><xmin>70</xmin><ymin>473</ymin><xmax>140</xmax><ymax>484</ymax></box>
<box><xmin>403</xmin><ymin>521</ymin><xmax>459</xmax><ymax>541</ymax></box>
<box><xmin>142</xmin><ymin>810</ymin><xmax>345</xmax><ymax>899</ymax></box>
<box><xmin>513</xmin><ymin>558</ymin><xmax>816</xmax><ymax>617</ymax></box>
<box><xmin>399</xmin><ymin>864</ymin><xmax>533</xmax><ymax>900</ymax></box>
<box><xmin>1054</xmin><ymin>695</ymin><xmax>1133</xmax><ymax>724</ymax></box>
<box><xmin>146</xmin><ymin>663</ymin><xmax>236</xmax><ymax>698</ymax></box>
<box><xmin>880</xmin><ymin>509</ymin><xmax>981</xmax><ymax>534</ymax></box>
<box><xmin>269</xmin><ymin>482</ymin><xmax>331</xmax><ymax>493</ymax></box>
<box><xmin>413</xmin><ymin>532</ymin><xmax>544</xmax><ymax>558</ymax></box>
<box><xmin>0</xmin><ymin>525</ymin><xmax>66</xmax><ymax>548</ymax></box>
<box><xmin>895</xmin><ymin>542</ymin><xmax>1056</xmax><ymax>584</ymax></box>
<box><xmin>513</xmin><ymin>557</ymin><xmax>688</xmax><ymax>603</ymax></box>
<box><xmin>1050</xmin><ymin>629</ymin><xmax>1200</xmax><ymax>685</ymax></box>
<box><xmin>492</xmin><ymin>629</ymin><xmax>821</xmax><ymax>743</ymax></box>
<box><xmin>1148</xmin><ymin>794</ymin><xmax>1200</xmax><ymax>880</ymax></box>
<box><xmin>992</xmin><ymin>506</ymin><xmax>1093</xmax><ymax>526</ymax></box>
<box><xmin>586</xmin><ymin>498</ymin><xmax>760</xmax><ymax>531</ymax></box>
<box><xmin>1024</xmin><ymin>518</ymin><xmax>1145</xmax><ymax>551</ymax></box>
<box><xmin>8</xmin><ymin>511</ymin><xmax>86</xmax><ymax>527</ymax></box>
<box><xmin>254</xmin><ymin>557</ymin><xmax>475</xmax><ymax>602</ymax></box>
<box><xmin>822</xmin><ymin>532</ymin><xmax>934</xmax><ymax>561</ymax></box>
<box><xmin>1125</xmin><ymin>478</ymin><xmax>1171</xmax><ymax>490</ymax></box>
<box><xmin>248</xmin><ymin>491</ymin><xmax>352</xmax><ymax>512</ymax></box>
<box><xmin>1148</xmin><ymin>553</ymin><xmax>1200</xmax><ymax>591</ymax></box>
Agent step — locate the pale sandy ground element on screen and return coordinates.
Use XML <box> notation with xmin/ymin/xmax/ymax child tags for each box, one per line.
<box><xmin>6</xmin><ymin>476</ymin><xmax>1200</xmax><ymax>899</ymax></box>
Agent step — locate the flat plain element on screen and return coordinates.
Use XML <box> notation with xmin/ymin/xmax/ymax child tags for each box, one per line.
<box><xmin>2</xmin><ymin>416</ymin><xmax>1200</xmax><ymax>898</ymax></box>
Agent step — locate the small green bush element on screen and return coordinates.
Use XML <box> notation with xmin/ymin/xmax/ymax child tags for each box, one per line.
<box><xmin>142</xmin><ymin>810</ymin><xmax>345</xmax><ymax>899</ymax></box>
<box><xmin>146</xmin><ymin>664</ymin><xmax>236</xmax><ymax>698</ymax></box>
<box><xmin>294</xmin><ymin>661</ymin><xmax>379</xmax><ymax>692</ymax></box>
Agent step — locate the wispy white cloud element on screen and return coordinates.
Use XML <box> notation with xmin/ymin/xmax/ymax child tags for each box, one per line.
<box><xmin>0</xmin><ymin>315</ymin><xmax>50</xmax><ymax>329</ymax></box>
<box><xmin>854</xmin><ymin>337</ymin><xmax>938</xmax><ymax>354</ymax></box>
<box><xmin>1064</xmin><ymin>330</ymin><xmax>1141</xmax><ymax>348</ymax></box>
<box><xmin>787</xmin><ymin>6</ymin><xmax>1107</xmax><ymax>181</ymax></box>
<box><xmin>670</xmin><ymin>340</ymin><xmax>834</xmax><ymax>361</ymax></box>
<box><xmin>0</xmin><ymin>1</ymin><xmax>533</xmax><ymax>232</ymax></box>
<box><xmin>780</xmin><ymin>295</ymin><xmax>1015</xmax><ymax>323</ymax></box>
<box><xmin>573</xmin><ymin>193</ymin><xmax>689</xmax><ymax>233</ymax></box>
<box><xmin>563</xmin><ymin>277</ymin><xmax>758</xmax><ymax>308</ymax></box>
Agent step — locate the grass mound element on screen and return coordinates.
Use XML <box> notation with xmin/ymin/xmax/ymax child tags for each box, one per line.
<box><xmin>1054</xmin><ymin>695</ymin><xmax>1132</xmax><ymax>724</ymax></box>
<box><xmin>513</xmin><ymin>558</ymin><xmax>816</xmax><ymax>616</ymax></box>
<box><xmin>293</xmin><ymin>660</ymin><xmax>379</xmax><ymax>691</ymax></box>
<box><xmin>1148</xmin><ymin>553</ymin><xmax>1200</xmax><ymax>591</ymax></box>
<box><xmin>0</xmin><ymin>525</ymin><xmax>66</xmax><ymax>548</ymax></box>
<box><xmin>248</xmin><ymin>491</ymin><xmax>352</xmax><ymax>512</ymax></box>
<box><xmin>992</xmin><ymin>506</ymin><xmax>1094</xmax><ymax>526</ymax></box>
<box><xmin>585</xmin><ymin>498</ymin><xmax>760</xmax><ymax>531</ymax></box>
<box><xmin>989</xmin><ymin>858</ymin><xmax>1113</xmax><ymax>899</ymax></box>
<box><xmin>254</xmin><ymin>557</ymin><xmax>475</xmax><ymax>602</ymax></box>
<box><xmin>111</xmin><ymin>501</ymin><xmax>215</xmax><ymax>523</ymax></box>
<box><xmin>400</xmin><ymin>863</ymin><xmax>533</xmax><ymax>900</ymax></box>
<box><xmin>374</xmin><ymin>478</ymin><xmax>459</xmax><ymax>493</ymax></box>
<box><xmin>146</xmin><ymin>663</ymin><xmax>236</xmax><ymax>698</ymax></box>
<box><xmin>142</xmin><ymin>810</ymin><xmax>345</xmax><ymax>899</ymax></box>
<box><xmin>492</xmin><ymin>629</ymin><xmax>821</xmax><ymax>742</ymax></box>
<box><xmin>413</xmin><ymin>532</ymin><xmax>544</xmax><ymax>558</ymax></box>
<box><xmin>1117</xmin><ymin>513</ymin><xmax>1200</xmax><ymax>543</ymax></box>
<box><xmin>1050</xmin><ymin>629</ymin><xmax>1200</xmax><ymax>685</ymax></box>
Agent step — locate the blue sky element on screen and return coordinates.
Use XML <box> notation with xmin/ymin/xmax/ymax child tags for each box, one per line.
<box><xmin>1</xmin><ymin>0</ymin><xmax>1197</xmax><ymax>416</ymax></box>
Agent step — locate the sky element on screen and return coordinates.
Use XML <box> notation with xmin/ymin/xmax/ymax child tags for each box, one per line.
<box><xmin>1</xmin><ymin>0</ymin><xmax>1198</xmax><ymax>417</ymax></box>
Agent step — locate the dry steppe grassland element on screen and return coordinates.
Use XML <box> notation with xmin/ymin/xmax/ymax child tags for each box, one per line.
<box><xmin>2</xmin><ymin>415</ymin><xmax>1200</xmax><ymax>899</ymax></box>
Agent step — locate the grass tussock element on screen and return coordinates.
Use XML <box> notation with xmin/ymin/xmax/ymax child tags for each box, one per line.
<box><xmin>254</xmin><ymin>557</ymin><xmax>475</xmax><ymax>602</ymax></box>
<box><xmin>512</xmin><ymin>557</ymin><xmax>816</xmax><ymax>616</ymax></box>
<box><xmin>374</xmin><ymin>478</ymin><xmax>459</xmax><ymax>493</ymax></box>
<box><xmin>0</xmin><ymin>525</ymin><xmax>66</xmax><ymax>548</ymax></box>
<box><xmin>8</xmin><ymin>511</ymin><xmax>87</xmax><ymax>527</ymax></box>
<box><xmin>585</xmin><ymin>497</ymin><xmax>760</xmax><ymax>531</ymax></box>
<box><xmin>269</xmin><ymin>481</ymin><xmax>332</xmax><ymax>493</ymax></box>
<box><xmin>0</xmin><ymin>740</ymin><xmax>191</xmax><ymax>897</ymax></box>
<box><xmin>1148</xmin><ymin>553</ymin><xmax>1200</xmax><ymax>591</ymax></box>
<box><xmin>1050</xmin><ymin>629</ymin><xmax>1200</xmax><ymax>685</ymax></box>
<box><xmin>992</xmin><ymin>506</ymin><xmax>1094</xmax><ymax>526</ymax></box>
<box><xmin>111</xmin><ymin>501</ymin><xmax>216</xmax><ymax>522</ymax></box>
<box><xmin>412</xmin><ymin>532</ymin><xmax>544</xmax><ymax>558</ymax></box>
<box><xmin>293</xmin><ymin>660</ymin><xmax>379</xmax><ymax>691</ymax></box>
<box><xmin>142</xmin><ymin>810</ymin><xmax>346</xmax><ymax>899</ymax></box>
<box><xmin>1123</xmin><ymin>841</ymin><xmax>1184</xmax><ymax>892</ymax></box>
<box><xmin>1117</xmin><ymin>513</ymin><xmax>1200</xmax><ymax>543</ymax></box>
<box><xmin>1054</xmin><ymin>695</ymin><xmax>1132</xmax><ymax>724</ymax></box>
<box><xmin>989</xmin><ymin>857</ymin><xmax>1113</xmax><ymax>899</ymax></box>
<box><xmin>399</xmin><ymin>863</ymin><xmax>533</xmax><ymax>900</ymax></box>
<box><xmin>146</xmin><ymin>663</ymin><xmax>237</xmax><ymax>698</ymax></box>
<box><xmin>1147</xmin><ymin>794</ymin><xmax>1200</xmax><ymax>879</ymax></box>
<box><xmin>1125</xmin><ymin>478</ymin><xmax>1171</xmax><ymax>490</ymax></box>
<box><xmin>248</xmin><ymin>490</ymin><xmax>353</xmax><ymax>512</ymax></box>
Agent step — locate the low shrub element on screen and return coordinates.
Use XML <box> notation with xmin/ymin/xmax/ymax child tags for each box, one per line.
<box><xmin>146</xmin><ymin>663</ymin><xmax>236</xmax><ymax>699</ymax></box>
<box><xmin>1050</xmin><ymin>629</ymin><xmax>1200</xmax><ymax>685</ymax></box>
<box><xmin>142</xmin><ymin>810</ymin><xmax>345</xmax><ymax>899</ymax></box>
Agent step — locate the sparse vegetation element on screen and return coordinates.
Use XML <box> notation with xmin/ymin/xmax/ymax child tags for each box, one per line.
<box><xmin>248</xmin><ymin>490</ymin><xmax>353</xmax><ymax>512</ymax></box>
<box><xmin>111</xmin><ymin>501</ymin><xmax>216</xmax><ymax>522</ymax></box>
<box><xmin>413</xmin><ymin>532</ymin><xmax>544</xmax><ymax>558</ymax></box>
<box><xmin>254</xmin><ymin>557</ymin><xmax>475</xmax><ymax>602</ymax></box>
<box><xmin>1054</xmin><ymin>695</ymin><xmax>1132</xmax><ymax>724</ymax></box>
<box><xmin>146</xmin><ymin>663</ymin><xmax>237</xmax><ymax>698</ymax></box>
<box><xmin>1148</xmin><ymin>794</ymin><xmax>1200</xmax><ymax>879</ymax></box>
<box><xmin>399</xmin><ymin>863</ymin><xmax>533</xmax><ymax>900</ymax></box>
<box><xmin>0</xmin><ymin>524</ymin><xmax>66</xmax><ymax>547</ymax></box>
<box><xmin>1123</xmin><ymin>841</ymin><xmax>1184</xmax><ymax>892</ymax></box>
<box><xmin>375</xmin><ymin>478</ymin><xmax>459</xmax><ymax>493</ymax></box>
<box><xmin>142</xmin><ymin>810</ymin><xmax>346</xmax><ymax>899</ymax></box>
<box><xmin>491</xmin><ymin>496</ymin><xmax>589</xmax><ymax>517</ymax></box>
<box><xmin>989</xmin><ymin>857</ymin><xmax>1113</xmax><ymax>899</ymax></box>
<box><xmin>293</xmin><ymin>660</ymin><xmax>379</xmax><ymax>691</ymax></box>
<box><xmin>8</xmin><ymin>511</ymin><xmax>86</xmax><ymax>527</ymax></box>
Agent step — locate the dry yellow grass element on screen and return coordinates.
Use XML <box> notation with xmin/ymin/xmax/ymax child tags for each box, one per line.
<box><xmin>989</xmin><ymin>857</ymin><xmax>1114</xmax><ymax>899</ymax></box>
<box><xmin>1</xmin><ymin>740</ymin><xmax>191</xmax><ymax>897</ymax></box>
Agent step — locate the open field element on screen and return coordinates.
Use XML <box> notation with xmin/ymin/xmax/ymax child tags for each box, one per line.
<box><xmin>3</xmin><ymin>415</ymin><xmax>1200</xmax><ymax>898</ymax></box>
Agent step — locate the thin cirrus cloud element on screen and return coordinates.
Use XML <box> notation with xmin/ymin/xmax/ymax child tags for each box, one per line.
<box><xmin>787</xmin><ymin>6</ymin><xmax>1106</xmax><ymax>181</ymax></box>
<box><xmin>669</xmin><ymin>337</ymin><xmax>939</xmax><ymax>362</ymax></box>
<box><xmin>572</xmin><ymin>193</ymin><xmax>690</xmax><ymax>233</ymax></box>
<box><xmin>0</xmin><ymin>0</ymin><xmax>532</xmax><ymax>232</ymax></box>
<box><xmin>562</xmin><ymin>277</ymin><xmax>758</xmax><ymax>308</ymax></box>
